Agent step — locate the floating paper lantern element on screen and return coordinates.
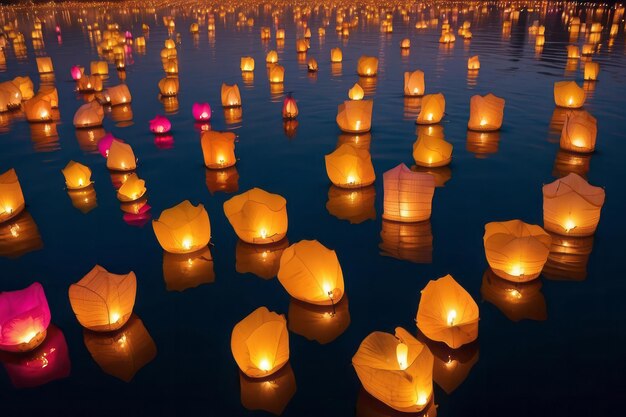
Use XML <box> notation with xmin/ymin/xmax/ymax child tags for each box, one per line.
<box><xmin>336</xmin><ymin>99</ymin><xmax>373</xmax><ymax>133</ymax></box>
<box><xmin>152</xmin><ymin>200</ymin><xmax>211</xmax><ymax>254</ymax></box>
<box><xmin>288</xmin><ymin>297</ymin><xmax>350</xmax><ymax>344</ymax></box>
<box><xmin>0</xmin><ymin>169</ymin><xmax>25</xmax><ymax>224</ymax></box>
<box><xmin>103</xmin><ymin>84</ymin><xmax>131</xmax><ymax>106</ymax></box>
<box><xmin>266</xmin><ymin>50</ymin><xmax>278</xmax><ymax>64</ymax></box>
<box><xmin>97</xmin><ymin>133</ymin><xmax>122</xmax><ymax>158</ymax></box>
<box><xmin>221</xmin><ymin>83</ymin><xmax>241</xmax><ymax>107</ymax></box>
<box><xmin>160</xmin><ymin>47</ymin><xmax>176</xmax><ymax>59</ymax></box>
<box><xmin>357</xmin><ymin>56</ymin><xmax>378</xmax><ymax>77</ymax></box>
<box><xmin>231</xmin><ymin>307</ymin><xmax>289</xmax><ymax>378</ymax></box>
<box><xmin>560</xmin><ymin>110</ymin><xmax>597</xmax><ymax>153</ymax></box>
<box><xmin>554</xmin><ymin>81</ymin><xmax>585</xmax><ymax>108</ymax></box>
<box><xmin>11</xmin><ymin>76</ymin><xmax>33</xmax><ymax>100</ymax></box>
<box><xmin>400</xmin><ymin>38</ymin><xmax>410</xmax><ymax>49</ymax></box>
<box><xmin>468</xmin><ymin>94</ymin><xmax>505</xmax><ymax>131</ymax></box>
<box><xmin>90</xmin><ymin>60</ymin><xmax>108</xmax><ymax>76</ymax></box>
<box><xmin>296</xmin><ymin>38</ymin><xmax>308</xmax><ymax>53</ymax></box>
<box><xmin>543</xmin><ymin>173</ymin><xmax>605</xmax><ymax>237</ymax></box>
<box><xmin>416</xmin><ymin>274</ymin><xmax>479</xmax><ymax>349</ymax></box>
<box><xmin>307</xmin><ymin>57</ymin><xmax>318</xmax><ymax>72</ymax></box>
<box><xmin>189</xmin><ymin>103</ymin><xmax>211</xmax><ymax>123</ymax></box>
<box><xmin>326</xmin><ymin>185</ymin><xmax>376</xmax><ymax>224</ymax></box>
<box><xmin>352</xmin><ymin>327</ymin><xmax>433</xmax><ymax>413</ymax></box>
<box><xmin>348</xmin><ymin>83</ymin><xmax>364</xmax><ymax>101</ymax></box>
<box><xmin>268</xmin><ymin>65</ymin><xmax>285</xmax><ymax>83</ymax></box>
<box><xmin>0</xmin><ymin>81</ymin><xmax>22</xmax><ymax>109</ymax></box>
<box><xmin>416</xmin><ymin>93</ymin><xmax>445</xmax><ymax>124</ymax></box>
<box><xmin>583</xmin><ymin>61</ymin><xmax>599</xmax><ymax>81</ymax></box>
<box><xmin>62</xmin><ymin>161</ymin><xmax>92</xmax><ymax>190</ymax></box>
<box><xmin>135</xmin><ymin>36</ymin><xmax>146</xmax><ymax>47</ymax></box>
<box><xmin>235</xmin><ymin>239</ymin><xmax>288</xmax><ymax>280</ymax></box>
<box><xmin>325</xmin><ymin>144</ymin><xmax>375</xmax><ymax>188</ymax></box>
<box><xmin>467</xmin><ymin>55</ymin><xmax>480</xmax><ymax>70</ymax></box>
<box><xmin>282</xmin><ymin>94</ymin><xmax>298</xmax><ymax>119</ymax></box>
<box><xmin>23</xmin><ymin>95</ymin><xmax>53</xmax><ymax>122</ymax></box>
<box><xmin>68</xmin><ymin>265</ymin><xmax>136</xmax><ymax>332</ymax></box>
<box><xmin>149</xmin><ymin>115</ymin><xmax>171</xmax><ymax>134</ymax></box>
<box><xmin>403</xmin><ymin>70</ymin><xmax>425</xmax><ymax>97</ymax></box>
<box><xmin>330</xmin><ymin>47</ymin><xmax>342</xmax><ymax>63</ymax></box>
<box><xmin>36</xmin><ymin>57</ymin><xmax>53</xmax><ymax>74</ymax></box>
<box><xmin>240</xmin><ymin>56</ymin><xmax>255</xmax><ymax>72</ymax></box>
<box><xmin>278</xmin><ymin>240</ymin><xmax>344</xmax><ymax>305</ymax></box>
<box><xmin>224</xmin><ymin>188</ymin><xmax>288</xmax><ymax>244</ymax></box>
<box><xmin>260</xmin><ymin>27</ymin><xmax>271</xmax><ymax>40</ymax></box>
<box><xmin>566</xmin><ymin>45</ymin><xmax>580</xmax><ymax>59</ymax></box>
<box><xmin>383</xmin><ymin>164</ymin><xmax>435</xmax><ymax>223</ymax></box>
<box><xmin>38</xmin><ymin>86</ymin><xmax>58</xmax><ymax>108</ymax></box>
<box><xmin>413</xmin><ymin>133</ymin><xmax>453</xmax><ymax>167</ymax></box>
<box><xmin>163</xmin><ymin>247</ymin><xmax>214</xmax><ymax>291</ymax></box>
<box><xmin>70</xmin><ymin>65</ymin><xmax>84</xmax><ymax>80</ymax></box>
<box><xmin>483</xmin><ymin>220</ymin><xmax>552</xmax><ymax>282</ymax></box>
<box><xmin>73</xmin><ymin>101</ymin><xmax>104</xmax><ymax>128</ymax></box>
<box><xmin>201</xmin><ymin>130</ymin><xmax>236</xmax><ymax>168</ymax></box>
<box><xmin>106</xmin><ymin>141</ymin><xmax>136</xmax><ymax>171</ymax></box>
<box><xmin>76</xmin><ymin>75</ymin><xmax>103</xmax><ymax>92</ymax></box>
<box><xmin>318</xmin><ymin>28</ymin><xmax>325</xmax><ymax>36</ymax></box>
<box><xmin>439</xmin><ymin>31</ymin><xmax>456</xmax><ymax>43</ymax></box>
<box><xmin>481</xmin><ymin>268</ymin><xmax>547</xmax><ymax>321</ymax></box>
<box><xmin>0</xmin><ymin>282</ymin><xmax>50</xmax><ymax>352</ymax></box>
<box><xmin>117</xmin><ymin>173</ymin><xmax>146</xmax><ymax>202</ymax></box>
<box><xmin>239</xmin><ymin>364</ymin><xmax>296</xmax><ymax>415</ymax></box>
<box><xmin>158</xmin><ymin>77</ymin><xmax>179</xmax><ymax>97</ymax></box>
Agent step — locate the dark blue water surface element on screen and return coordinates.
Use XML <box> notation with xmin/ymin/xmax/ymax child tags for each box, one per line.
<box><xmin>1</xmin><ymin>2</ymin><xmax>626</xmax><ymax>416</ymax></box>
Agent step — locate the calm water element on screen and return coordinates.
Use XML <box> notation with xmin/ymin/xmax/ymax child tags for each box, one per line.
<box><xmin>1</xmin><ymin>2</ymin><xmax>626</xmax><ymax>416</ymax></box>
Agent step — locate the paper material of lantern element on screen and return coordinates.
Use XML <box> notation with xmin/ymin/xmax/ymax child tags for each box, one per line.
<box><xmin>269</xmin><ymin>65</ymin><xmax>285</xmax><ymax>83</ymax></box>
<box><xmin>240</xmin><ymin>363</ymin><xmax>296</xmax><ymax>415</ymax></box>
<box><xmin>38</xmin><ymin>86</ymin><xmax>59</xmax><ymax>108</ymax></box>
<box><xmin>192</xmin><ymin>103</ymin><xmax>211</xmax><ymax>121</ymax></box>
<box><xmin>583</xmin><ymin>62</ymin><xmax>599</xmax><ymax>81</ymax></box>
<box><xmin>236</xmin><ymin>239</ymin><xmax>288</xmax><ymax>280</ymax></box>
<box><xmin>296</xmin><ymin>39</ymin><xmax>308</xmax><ymax>53</ymax></box>
<box><xmin>467</xmin><ymin>55</ymin><xmax>480</xmax><ymax>70</ymax></box>
<box><xmin>90</xmin><ymin>61</ymin><xmax>108</xmax><ymax>76</ymax></box>
<box><xmin>325</xmin><ymin>144</ymin><xmax>375</xmax><ymax>189</ymax></box>
<box><xmin>416</xmin><ymin>93</ymin><xmax>445</xmax><ymax>125</ymax></box>
<box><xmin>326</xmin><ymin>185</ymin><xmax>376</xmax><ymax>224</ymax></box>
<box><xmin>77</xmin><ymin>75</ymin><xmax>103</xmax><ymax>92</ymax></box>
<box><xmin>103</xmin><ymin>84</ymin><xmax>131</xmax><ymax>105</ymax></box>
<box><xmin>543</xmin><ymin>173</ymin><xmax>605</xmax><ymax>237</ymax></box>
<box><xmin>278</xmin><ymin>240</ymin><xmax>344</xmax><ymax>305</ymax></box>
<box><xmin>149</xmin><ymin>115</ymin><xmax>171</xmax><ymax>134</ymax></box>
<box><xmin>83</xmin><ymin>315</ymin><xmax>156</xmax><ymax>382</ymax></box>
<box><xmin>468</xmin><ymin>94</ymin><xmax>505</xmax><ymax>131</ymax></box>
<box><xmin>330</xmin><ymin>48</ymin><xmax>343</xmax><ymax>63</ymax></box>
<box><xmin>221</xmin><ymin>83</ymin><xmax>242</xmax><ymax>107</ymax></box>
<box><xmin>68</xmin><ymin>265</ymin><xmax>136</xmax><ymax>332</ymax></box>
<box><xmin>106</xmin><ymin>141</ymin><xmax>137</xmax><ymax>171</ymax></box>
<box><xmin>201</xmin><ymin>130</ymin><xmax>236</xmax><ymax>168</ymax></box>
<box><xmin>23</xmin><ymin>95</ymin><xmax>53</xmax><ymax>122</ymax></box>
<box><xmin>73</xmin><ymin>101</ymin><xmax>104</xmax><ymax>128</ymax></box>
<box><xmin>153</xmin><ymin>200</ymin><xmax>211</xmax><ymax>254</ymax></box>
<box><xmin>567</xmin><ymin>45</ymin><xmax>580</xmax><ymax>59</ymax></box>
<box><xmin>36</xmin><ymin>57</ymin><xmax>54</xmax><ymax>73</ymax></box>
<box><xmin>352</xmin><ymin>327</ymin><xmax>433</xmax><ymax>413</ymax></box>
<box><xmin>416</xmin><ymin>274</ymin><xmax>479</xmax><ymax>349</ymax></box>
<box><xmin>288</xmin><ymin>297</ymin><xmax>350</xmax><ymax>344</ymax></box>
<box><xmin>163</xmin><ymin>247</ymin><xmax>214</xmax><ymax>291</ymax></box>
<box><xmin>71</xmin><ymin>65</ymin><xmax>84</xmax><ymax>80</ymax></box>
<box><xmin>0</xmin><ymin>168</ymin><xmax>25</xmax><ymax>223</ymax></box>
<box><xmin>383</xmin><ymin>164</ymin><xmax>435</xmax><ymax>223</ymax></box>
<box><xmin>336</xmin><ymin>99</ymin><xmax>373</xmax><ymax>133</ymax></box>
<box><xmin>0</xmin><ymin>282</ymin><xmax>50</xmax><ymax>352</ymax></box>
<box><xmin>403</xmin><ymin>70</ymin><xmax>425</xmax><ymax>97</ymax></box>
<box><xmin>281</xmin><ymin>94</ymin><xmax>299</xmax><ymax>120</ymax></box>
<box><xmin>483</xmin><ymin>220</ymin><xmax>552</xmax><ymax>282</ymax></box>
<box><xmin>158</xmin><ymin>77</ymin><xmax>179</xmax><ymax>96</ymax></box>
<box><xmin>348</xmin><ymin>83</ymin><xmax>364</xmax><ymax>101</ymax></box>
<box><xmin>240</xmin><ymin>56</ymin><xmax>255</xmax><ymax>72</ymax></box>
<box><xmin>379</xmin><ymin>220</ymin><xmax>432</xmax><ymax>264</ymax></box>
<box><xmin>224</xmin><ymin>188</ymin><xmax>288</xmax><ymax>244</ymax></box>
<box><xmin>11</xmin><ymin>76</ymin><xmax>34</xmax><ymax>100</ymax></box>
<box><xmin>413</xmin><ymin>133</ymin><xmax>453</xmax><ymax>167</ymax></box>
<box><xmin>307</xmin><ymin>58</ymin><xmax>318</xmax><ymax>72</ymax></box>
<box><xmin>554</xmin><ymin>81</ymin><xmax>585</xmax><ymax>108</ymax></box>
<box><xmin>560</xmin><ymin>110</ymin><xmax>597</xmax><ymax>153</ymax></box>
<box><xmin>117</xmin><ymin>173</ymin><xmax>146</xmax><ymax>202</ymax></box>
<box><xmin>266</xmin><ymin>50</ymin><xmax>278</xmax><ymax>64</ymax></box>
<box><xmin>481</xmin><ymin>268</ymin><xmax>547</xmax><ymax>322</ymax></box>
<box><xmin>62</xmin><ymin>161</ymin><xmax>92</xmax><ymax>190</ymax></box>
<box><xmin>231</xmin><ymin>307</ymin><xmax>289</xmax><ymax>378</ymax></box>
<box><xmin>357</xmin><ymin>56</ymin><xmax>378</xmax><ymax>76</ymax></box>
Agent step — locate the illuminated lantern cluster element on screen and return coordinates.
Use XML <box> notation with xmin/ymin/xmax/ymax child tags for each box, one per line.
<box><xmin>68</xmin><ymin>265</ymin><xmax>136</xmax><ymax>332</ymax></box>
<box><xmin>336</xmin><ymin>100</ymin><xmax>373</xmax><ymax>133</ymax></box>
<box><xmin>439</xmin><ymin>31</ymin><xmax>456</xmax><ymax>43</ymax></box>
<box><xmin>383</xmin><ymin>163</ymin><xmax>435</xmax><ymax>223</ymax></box>
<box><xmin>153</xmin><ymin>200</ymin><xmax>211</xmax><ymax>254</ymax></box>
<box><xmin>325</xmin><ymin>144</ymin><xmax>375</xmax><ymax>188</ymax></box>
<box><xmin>554</xmin><ymin>81</ymin><xmax>585</xmax><ymax>108</ymax></box>
<box><xmin>543</xmin><ymin>173</ymin><xmax>605</xmax><ymax>237</ymax></box>
<box><xmin>468</xmin><ymin>94</ymin><xmax>505</xmax><ymax>131</ymax></box>
<box><xmin>416</xmin><ymin>274</ymin><xmax>479</xmax><ymax>348</ymax></box>
<box><xmin>0</xmin><ymin>283</ymin><xmax>51</xmax><ymax>352</ymax></box>
<box><xmin>221</xmin><ymin>83</ymin><xmax>242</xmax><ymax>107</ymax></box>
<box><xmin>0</xmin><ymin>169</ymin><xmax>25</xmax><ymax>223</ymax></box>
<box><xmin>282</xmin><ymin>94</ymin><xmax>298</xmax><ymax>119</ymax></box>
<box><xmin>413</xmin><ymin>131</ymin><xmax>453</xmax><ymax>167</ymax></box>
<box><xmin>416</xmin><ymin>93</ymin><xmax>445</xmax><ymax>125</ymax></box>
<box><xmin>560</xmin><ymin>110</ymin><xmax>597</xmax><ymax>153</ymax></box>
<box><xmin>106</xmin><ymin>141</ymin><xmax>137</xmax><ymax>171</ymax></box>
<box><xmin>103</xmin><ymin>84</ymin><xmax>131</xmax><ymax>106</ymax></box>
<box><xmin>76</xmin><ymin>75</ymin><xmax>103</xmax><ymax>93</ymax></box>
<box><xmin>483</xmin><ymin>220</ymin><xmax>552</xmax><ymax>282</ymax></box>
<box><xmin>348</xmin><ymin>83</ymin><xmax>364</xmax><ymax>100</ymax></box>
<box><xmin>90</xmin><ymin>61</ymin><xmax>108</xmax><ymax>76</ymax></box>
<box><xmin>149</xmin><ymin>115</ymin><xmax>171</xmax><ymax>134</ymax></box>
<box><xmin>467</xmin><ymin>55</ymin><xmax>480</xmax><ymax>70</ymax></box>
<box><xmin>73</xmin><ymin>101</ymin><xmax>104</xmax><ymax>128</ymax></box>
<box><xmin>117</xmin><ymin>173</ymin><xmax>147</xmax><ymax>202</ymax></box>
<box><xmin>404</xmin><ymin>70</ymin><xmax>425</xmax><ymax>96</ymax></box>
<box><xmin>352</xmin><ymin>327</ymin><xmax>434</xmax><ymax>412</ymax></box>
<box><xmin>201</xmin><ymin>131</ymin><xmax>237</xmax><ymax>168</ymax></box>
<box><xmin>357</xmin><ymin>56</ymin><xmax>378</xmax><ymax>76</ymax></box>
<box><xmin>62</xmin><ymin>161</ymin><xmax>92</xmax><ymax>190</ymax></box>
<box><xmin>224</xmin><ymin>188</ymin><xmax>288</xmax><ymax>244</ymax></box>
<box><xmin>240</xmin><ymin>56</ymin><xmax>255</xmax><ymax>72</ymax></box>
<box><xmin>192</xmin><ymin>102</ymin><xmax>211</xmax><ymax>121</ymax></box>
<box><xmin>278</xmin><ymin>240</ymin><xmax>344</xmax><ymax>305</ymax></box>
<box><xmin>231</xmin><ymin>307</ymin><xmax>289</xmax><ymax>378</ymax></box>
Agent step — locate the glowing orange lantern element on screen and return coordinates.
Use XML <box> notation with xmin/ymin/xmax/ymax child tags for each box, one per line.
<box><xmin>412</xmin><ymin>132</ymin><xmax>453</xmax><ymax>167</ymax></box>
<box><xmin>62</xmin><ymin>161</ymin><xmax>92</xmax><ymax>190</ymax></box>
<box><xmin>158</xmin><ymin>77</ymin><xmax>179</xmax><ymax>97</ymax></box>
<box><xmin>400</xmin><ymin>38</ymin><xmax>410</xmax><ymax>49</ymax></box>
<box><xmin>90</xmin><ymin>60</ymin><xmax>108</xmax><ymax>76</ymax></box>
<box><xmin>416</xmin><ymin>93</ymin><xmax>445</xmax><ymax>125</ymax></box>
<box><xmin>357</xmin><ymin>56</ymin><xmax>378</xmax><ymax>76</ymax></box>
<box><xmin>103</xmin><ymin>84</ymin><xmax>131</xmax><ymax>106</ymax></box>
<box><xmin>201</xmin><ymin>130</ymin><xmax>236</xmax><ymax>169</ymax></box>
<box><xmin>468</xmin><ymin>94</ymin><xmax>505</xmax><ymax>131</ymax></box>
<box><xmin>383</xmin><ymin>163</ymin><xmax>435</xmax><ymax>223</ymax></box>
<box><xmin>240</xmin><ymin>56</ymin><xmax>255</xmax><ymax>72</ymax></box>
<box><xmin>152</xmin><ymin>200</ymin><xmax>211</xmax><ymax>254</ymax></box>
<box><xmin>23</xmin><ymin>95</ymin><xmax>53</xmax><ymax>122</ymax></box>
<box><xmin>221</xmin><ymin>83</ymin><xmax>242</xmax><ymax>107</ymax></box>
<box><xmin>266</xmin><ymin>50</ymin><xmax>278</xmax><ymax>64</ymax></box>
<box><xmin>36</xmin><ymin>57</ymin><xmax>54</xmax><ymax>74</ymax></box>
<box><xmin>348</xmin><ymin>83</ymin><xmax>364</xmax><ymax>100</ymax></box>
<box><xmin>106</xmin><ymin>141</ymin><xmax>136</xmax><ymax>171</ymax></box>
<box><xmin>567</xmin><ymin>45</ymin><xmax>580</xmax><ymax>59</ymax></box>
<box><xmin>554</xmin><ymin>81</ymin><xmax>585</xmax><ymax>108</ymax></box>
<box><xmin>336</xmin><ymin>100</ymin><xmax>373</xmax><ymax>133</ymax></box>
<box><xmin>307</xmin><ymin>58</ymin><xmax>318</xmax><ymax>72</ymax></box>
<box><xmin>117</xmin><ymin>173</ymin><xmax>146</xmax><ymax>202</ymax></box>
<box><xmin>282</xmin><ymin>94</ymin><xmax>298</xmax><ymax>119</ymax></box>
<box><xmin>325</xmin><ymin>144</ymin><xmax>375</xmax><ymax>188</ymax></box>
<box><xmin>73</xmin><ymin>101</ymin><xmax>104</xmax><ymax>128</ymax></box>
<box><xmin>404</xmin><ymin>70</ymin><xmax>425</xmax><ymax>96</ymax></box>
<box><xmin>268</xmin><ymin>65</ymin><xmax>285</xmax><ymax>83</ymax></box>
<box><xmin>296</xmin><ymin>38</ymin><xmax>308</xmax><ymax>53</ymax></box>
<box><xmin>584</xmin><ymin>62</ymin><xmax>599</xmax><ymax>81</ymax></box>
<box><xmin>11</xmin><ymin>76</ymin><xmax>34</xmax><ymax>100</ymax></box>
<box><xmin>330</xmin><ymin>48</ymin><xmax>342</xmax><ymax>63</ymax></box>
<box><xmin>467</xmin><ymin>55</ymin><xmax>480</xmax><ymax>70</ymax></box>
<box><xmin>560</xmin><ymin>110</ymin><xmax>597</xmax><ymax>153</ymax></box>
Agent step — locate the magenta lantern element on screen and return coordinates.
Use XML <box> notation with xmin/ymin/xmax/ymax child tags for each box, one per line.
<box><xmin>192</xmin><ymin>103</ymin><xmax>212</xmax><ymax>122</ymax></box>
<box><xmin>0</xmin><ymin>282</ymin><xmax>51</xmax><ymax>353</ymax></box>
<box><xmin>97</xmin><ymin>133</ymin><xmax>124</xmax><ymax>158</ymax></box>
<box><xmin>125</xmin><ymin>31</ymin><xmax>133</xmax><ymax>40</ymax></box>
<box><xmin>55</xmin><ymin>25</ymin><xmax>61</xmax><ymax>34</ymax></box>
<box><xmin>70</xmin><ymin>65</ymin><xmax>83</xmax><ymax>80</ymax></box>
<box><xmin>149</xmin><ymin>115</ymin><xmax>172</xmax><ymax>134</ymax></box>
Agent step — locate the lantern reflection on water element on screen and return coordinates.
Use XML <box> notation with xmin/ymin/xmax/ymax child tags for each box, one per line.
<box><xmin>206</xmin><ymin>166</ymin><xmax>239</xmax><ymax>195</ymax></box>
<box><xmin>466</xmin><ymin>131</ymin><xmax>500</xmax><ymax>157</ymax></box>
<box><xmin>0</xmin><ymin>211</ymin><xmax>43</xmax><ymax>258</ymax></box>
<box><xmin>584</xmin><ymin>61</ymin><xmax>599</xmax><ymax>81</ymax></box>
<box><xmin>483</xmin><ymin>220</ymin><xmax>552</xmax><ymax>282</ymax></box>
<box><xmin>239</xmin><ymin>362</ymin><xmax>296</xmax><ymax>415</ymax></box>
<box><xmin>355</xmin><ymin>387</ymin><xmax>437</xmax><ymax>417</ymax></box>
<box><xmin>352</xmin><ymin>327</ymin><xmax>434</xmax><ymax>413</ymax></box>
<box><xmin>236</xmin><ymin>239</ymin><xmax>289</xmax><ymax>280</ymax></box>
<box><xmin>83</xmin><ymin>315</ymin><xmax>156</xmax><ymax>382</ymax></box>
<box><xmin>231</xmin><ymin>307</ymin><xmax>289</xmax><ymax>378</ymax></box>
<box><xmin>36</xmin><ymin>57</ymin><xmax>54</xmax><ymax>74</ymax></box>
<box><xmin>0</xmin><ymin>282</ymin><xmax>50</xmax><ymax>352</ymax></box>
<box><xmin>288</xmin><ymin>296</ymin><xmax>350</xmax><ymax>344</ymax></box>
<box><xmin>481</xmin><ymin>268</ymin><xmax>547</xmax><ymax>322</ymax></box>
<box><xmin>163</xmin><ymin>247</ymin><xmax>214</xmax><ymax>291</ymax></box>
<box><xmin>543</xmin><ymin>233</ymin><xmax>595</xmax><ymax>281</ymax></box>
<box><xmin>325</xmin><ymin>144</ymin><xmax>376</xmax><ymax>189</ymax></box>
<box><xmin>326</xmin><ymin>185</ymin><xmax>376</xmax><ymax>224</ymax></box>
<box><xmin>69</xmin><ymin>265</ymin><xmax>136</xmax><ymax>332</ymax></box>
<box><xmin>416</xmin><ymin>93</ymin><xmax>445</xmax><ymax>125</ymax></box>
<box><xmin>67</xmin><ymin>185</ymin><xmax>97</xmax><ymax>214</ymax></box>
<box><xmin>0</xmin><ymin>168</ymin><xmax>25</xmax><ymax>223</ymax></box>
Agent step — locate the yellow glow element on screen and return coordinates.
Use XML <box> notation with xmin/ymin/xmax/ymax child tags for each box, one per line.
<box><xmin>507</xmin><ymin>289</ymin><xmax>523</xmax><ymax>299</ymax></box>
<box><xmin>355</xmin><ymin>120</ymin><xmax>361</xmax><ymax>130</ymax></box>
<box><xmin>78</xmin><ymin>178</ymin><xmax>84</xmax><ymax>187</ymax></box>
<box><xmin>510</xmin><ymin>264</ymin><xmax>524</xmax><ymax>276</ymax></box>
<box><xmin>446</xmin><ymin>309</ymin><xmax>457</xmax><ymax>326</ymax></box>
<box><xmin>258</xmin><ymin>358</ymin><xmax>271</xmax><ymax>372</ymax></box>
<box><xmin>416</xmin><ymin>392</ymin><xmax>429</xmax><ymax>406</ymax></box>
<box><xmin>564</xmin><ymin>219</ymin><xmax>576</xmax><ymax>232</ymax></box>
<box><xmin>10</xmin><ymin>224</ymin><xmax>20</xmax><ymax>238</ymax></box>
<box><xmin>396</xmin><ymin>342</ymin><xmax>408</xmax><ymax>370</ymax></box>
<box><xmin>110</xmin><ymin>312</ymin><xmax>121</xmax><ymax>323</ymax></box>
<box><xmin>480</xmin><ymin>118</ymin><xmax>488</xmax><ymax>126</ymax></box>
<box><xmin>427</xmin><ymin>113</ymin><xmax>433</xmax><ymax>121</ymax></box>
<box><xmin>260</xmin><ymin>228</ymin><xmax>267</xmax><ymax>239</ymax></box>
<box><xmin>182</xmin><ymin>237</ymin><xmax>192</xmax><ymax>250</ymax></box>
<box><xmin>40</xmin><ymin>110</ymin><xmax>49</xmax><ymax>119</ymax></box>
<box><xmin>444</xmin><ymin>358</ymin><xmax>458</xmax><ymax>370</ymax></box>
<box><xmin>572</xmin><ymin>138</ymin><xmax>585</xmax><ymax>148</ymax></box>
<box><xmin>20</xmin><ymin>330</ymin><xmax>38</xmax><ymax>344</ymax></box>
<box><xmin>346</xmin><ymin>175</ymin><xmax>356</xmax><ymax>185</ymax></box>
<box><xmin>568</xmin><ymin>97</ymin><xmax>574</xmax><ymax>106</ymax></box>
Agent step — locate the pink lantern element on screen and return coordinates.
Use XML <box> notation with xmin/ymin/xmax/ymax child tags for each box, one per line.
<box><xmin>55</xmin><ymin>25</ymin><xmax>61</xmax><ymax>34</ymax></box>
<box><xmin>0</xmin><ymin>325</ymin><xmax>70</xmax><ymax>388</ymax></box>
<box><xmin>149</xmin><ymin>115</ymin><xmax>172</xmax><ymax>134</ymax></box>
<box><xmin>0</xmin><ymin>282</ymin><xmax>51</xmax><ymax>353</ymax></box>
<box><xmin>97</xmin><ymin>133</ymin><xmax>124</xmax><ymax>158</ymax></box>
<box><xmin>192</xmin><ymin>103</ymin><xmax>212</xmax><ymax>122</ymax></box>
<box><xmin>125</xmin><ymin>31</ymin><xmax>133</xmax><ymax>40</ymax></box>
<box><xmin>70</xmin><ymin>65</ymin><xmax>83</xmax><ymax>80</ymax></box>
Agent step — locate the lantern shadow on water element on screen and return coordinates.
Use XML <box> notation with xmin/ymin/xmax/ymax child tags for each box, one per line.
<box><xmin>153</xmin><ymin>200</ymin><xmax>211</xmax><ymax>254</ymax></box>
<box><xmin>466</xmin><ymin>131</ymin><xmax>500</xmax><ymax>158</ymax></box>
<box><xmin>481</xmin><ymin>268</ymin><xmax>547</xmax><ymax>321</ymax></box>
<box><xmin>0</xmin><ymin>211</ymin><xmax>43</xmax><ymax>258</ymax></box>
<box><xmin>288</xmin><ymin>296</ymin><xmax>350</xmax><ymax>345</ymax></box>
<box><xmin>163</xmin><ymin>247</ymin><xmax>214</xmax><ymax>291</ymax></box>
<box><xmin>0</xmin><ymin>282</ymin><xmax>50</xmax><ymax>353</ymax></box>
<box><xmin>239</xmin><ymin>362</ymin><xmax>296</xmax><ymax>416</ymax></box>
<box><xmin>326</xmin><ymin>185</ymin><xmax>376</xmax><ymax>224</ymax></box>
<box><xmin>0</xmin><ymin>168</ymin><xmax>25</xmax><ymax>223</ymax></box>
<box><xmin>236</xmin><ymin>239</ymin><xmax>289</xmax><ymax>280</ymax></box>
<box><xmin>83</xmin><ymin>314</ymin><xmax>156</xmax><ymax>382</ymax></box>
<box><xmin>0</xmin><ymin>325</ymin><xmax>70</xmax><ymax>389</ymax></box>
<box><xmin>67</xmin><ymin>185</ymin><xmax>98</xmax><ymax>214</ymax></box>
<box><xmin>356</xmin><ymin>387</ymin><xmax>437</xmax><ymax>417</ymax></box>
<box><xmin>325</xmin><ymin>143</ymin><xmax>376</xmax><ymax>188</ymax></box>
<box><xmin>543</xmin><ymin>233</ymin><xmax>595</xmax><ymax>281</ymax></box>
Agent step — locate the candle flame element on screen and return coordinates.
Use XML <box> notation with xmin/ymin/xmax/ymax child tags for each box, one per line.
<box><xmin>564</xmin><ymin>219</ymin><xmax>576</xmax><ymax>232</ymax></box>
<box><xmin>258</xmin><ymin>358</ymin><xmax>271</xmax><ymax>372</ymax></box>
<box><xmin>182</xmin><ymin>237</ymin><xmax>192</xmax><ymax>250</ymax></box>
<box><xmin>396</xmin><ymin>342</ymin><xmax>408</xmax><ymax>370</ymax></box>
<box><xmin>447</xmin><ymin>309</ymin><xmax>457</xmax><ymax>326</ymax></box>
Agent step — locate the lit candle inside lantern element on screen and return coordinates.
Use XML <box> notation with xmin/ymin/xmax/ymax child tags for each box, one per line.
<box><xmin>446</xmin><ymin>309</ymin><xmax>457</xmax><ymax>326</ymax></box>
<box><xmin>258</xmin><ymin>358</ymin><xmax>271</xmax><ymax>372</ymax></box>
<box><xmin>396</xmin><ymin>342</ymin><xmax>408</xmax><ymax>370</ymax></box>
<box><xmin>564</xmin><ymin>218</ymin><xmax>576</xmax><ymax>232</ymax></box>
<box><xmin>347</xmin><ymin>175</ymin><xmax>356</xmax><ymax>185</ymax></box>
<box><xmin>510</xmin><ymin>264</ymin><xmax>524</xmax><ymax>277</ymax></box>
<box><xmin>182</xmin><ymin>238</ymin><xmax>192</xmax><ymax>251</ymax></box>
<box><xmin>416</xmin><ymin>392</ymin><xmax>429</xmax><ymax>406</ymax></box>
<box><xmin>110</xmin><ymin>312</ymin><xmax>120</xmax><ymax>324</ymax></box>
<box><xmin>20</xmin><ymin>329</ymin><xmax>39</xmax><ymax>344</ymax></box>
<box><xmin>480</xmin><ymin>118</ymin><xmax>487</xmax><ymax>126</ymax></box>
<box><xmin>260</xmin><ymin>228</ymin><xmax>267</xmax><ymax>239</ymax></box>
